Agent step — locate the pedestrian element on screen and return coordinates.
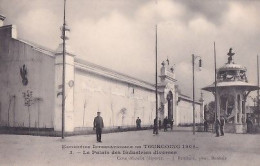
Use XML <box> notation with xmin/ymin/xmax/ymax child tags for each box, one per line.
<box><xmin>153</xmin><ymin>118</ymin><xmax>158</xmax><ymax>134</ymax></box>
<box><xmin>246</xmin><ymin>117</ymin><xmax>253</xmax><ymax>133</ymax></box>
<box><xmin>136</xmin><ymin>117</ymin><xmax>141</xmax><ymax>130</ymax></box>
<box><xmin>170</xmin><ymin>118</ymin><xmax>174</xmax><ymax>130</ymax></box>
<box><xmin>215</xmin><ymin>118</ymin><xmax>220</xmax><ymax>137</ymax></box>
<box><xmin>204</xmin><ymin>119</ymin><xmax>208</xmax><ymax>132</ymax></box>
<box><xmin>159</xmin><ymin>119</ymin><xmax>162</xmax><ymax>130</ymax></box>
<box><xmin>220</xmin><ymin>116</ymin><xmax>225</xmax><ymax>136</ymax></box>
<box><xmin>93</xmin><ymin>112</ymin><xmax>104</xmax><ymax>142</ymax></box>
<box><xmin>163</xmin><ymin>116</ymin><xmax>168</xmax><ymax>132</ymax></box>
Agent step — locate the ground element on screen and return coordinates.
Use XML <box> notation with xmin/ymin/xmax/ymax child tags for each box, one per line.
<box><xmin>0</xmin><ymin>128</ymin><xmax>259</xmax><ymax>166</ymax></box>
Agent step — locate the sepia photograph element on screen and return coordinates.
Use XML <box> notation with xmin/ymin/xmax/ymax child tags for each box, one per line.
<box><xmin>0</xmin><ymin>0</ymin><xmax>260</xmax><ymax>165</ymax></box>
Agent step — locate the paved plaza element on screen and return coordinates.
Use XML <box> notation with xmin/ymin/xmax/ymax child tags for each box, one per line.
<box><xmin>0</xmin><ymin>129</ymin><xmax>259</xmax><ymax>166</ymax></box>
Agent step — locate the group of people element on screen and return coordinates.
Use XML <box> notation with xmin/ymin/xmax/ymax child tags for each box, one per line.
<box><xmin>215</xmin><ymin>116</ymin><xmax>225</xmax><ymax>137</ymax></box>
<box><xmin>209</xmin><ymin>116</ymin><xmax>253</xmax><ymax>136</ymax></box>
<box><xmin>93</xmin><ymin>113</ymin><xmax>144</xmax><ymax>143</ymax></box>
<box><xmin>204</xmin><ymin>116</ymin><xmax>225</xmax><ymax>137</ymax></box>
<box><xmin>153</xmin><ymin>116</ymin><xmax>174</xmax><ymax>134</ymax></box>
<box><xmin>93</xmin><ymin>111</ymin><xmax>254</xmax><ymax>143</ymax></box>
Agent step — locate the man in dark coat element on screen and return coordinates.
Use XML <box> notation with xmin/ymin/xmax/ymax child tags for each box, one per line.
<box><xmin>220</xmin><ymin>116</ymin><xmax>225</xmax><ymax>136</ymax></box>
<box><xmin>204</xmin><ymin>119</ymin><xmax>208</xmax><ymax>132</ymax></box>
<box><xmin>159</xmin><ymin>119</ymin><xmax>162</xmax><ymax>130</ymax></box>
<box><xmin>93</xmin><ymin>112</ymin><xmax>104</xmax><ymax>142</ymax></box>
<box><xmin>136</xmin><ymin>117</ymin><xmax>141</xmax><ymax>130</ymax></box>
<box><xmin>215</xmin><ymin>118</ymin><xmax>220</xmax><ymax>137</ymax></box>
<box><xmin>163</xmin><ymin>116</ymin><xmax>168</xmax><ymax>132</ymax></box>
<box><xmin>246</xmin><ymin>117</ymin><xmax>253</xmax><ymax>133</ymax></box>
<box><xmin>153</xmin><ymin>118</ymin><xmax>158</xmax><ymax>134</ymax></box>
<box><xmin>170</xmin><ymin>118</ymin><xmax>174</xmax><ymax>130</ymax></box>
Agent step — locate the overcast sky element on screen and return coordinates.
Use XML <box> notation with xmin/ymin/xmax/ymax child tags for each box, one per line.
<box><xmin>1</xmin><ymin>0</ymin><xmax>260</xmax><ymax>103</ymax></box>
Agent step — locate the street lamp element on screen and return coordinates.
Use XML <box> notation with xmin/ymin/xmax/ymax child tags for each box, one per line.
<box><xmin>192</xmin><ymin>54</ymin><xmax>202</xmax><ymax>135</ymax></box>
<box><xmin>155</xmin><ymin>24</ymin><xmax>159</xmax><ymax>135</ymax></box>
<box><xmin>61</xmin><ymin>0</ymin><xmax>69</xmax><ymax>139</ymax></box>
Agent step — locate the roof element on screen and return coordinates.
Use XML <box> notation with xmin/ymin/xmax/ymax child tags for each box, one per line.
<box><xmin>178</xmin><ymin>94</ymin><xmax>202</xmax><ymax>105</ymax></box>
<box><xmin>6</xmin><ymin>25</ymin><xmax>199</xmax><ymax>100</ymax></box>
<box><xmin>202</xmin><ymin>81</ymin><xmax>259</xmax><ymax>92</ymax></box>
<box><xmin>218</xmin><ymin>63</ymin><xmax>246</xmax><ymax>72</ymax></box>
<box><xmin>74</xmin><ymin>58</ymin><xmax>156</xmax><ymax>91</ymax></box>
<box><xmin>15</xmin><ymin>38</ymin><xmax>56</xmax><ymax>57</ymax></box>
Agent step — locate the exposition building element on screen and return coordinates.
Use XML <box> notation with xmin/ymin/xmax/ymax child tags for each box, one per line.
<box><xmin>0</xmin><ymin>15</ymin><xmax>204</xmax><ymax>133</ymax></box>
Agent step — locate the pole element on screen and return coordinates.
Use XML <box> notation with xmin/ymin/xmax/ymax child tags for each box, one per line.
<box><xmin>13</xmin><ymin>96</ymin><xmax>16</xmax><ymax>127</ymax></box>
<box><xmin>0</xmin><ymin>102</ymin><xmax>1</xmax><ymax>125</ymax></box>
<box><xmin>61</xmin><ymin>0</ymin><xmax>67</xmax><ymax>139</ymax></box>
<box><xmin>214</xmin><ymin>42</ymin><xmax>217</xmax><ymax>122</ymax></box>
<box><xmin>257</xmin><ymin>55</ymin><xmax>259</xmax><ymax>126</ymax></box>
<box><xmin>83</xmin><ymin>100</ymin><xmax>86</xmax><ymax>127</ymax></box>
<box><xmin>28</xmin><ymin>106</ymin><xmax>30</xmax><ymax>133</ymax></box>
<box><xmin>192</xmin><ymin>54</ymin><xmax>195</xmax><ymax>135</ymax></box>
<box><xmin>7</xmin><ymin>97</ymin><xmax>11</xmax><ymax>127</ymax></box>
<box><xmin>37</xmin><ymin>99</ymin><xmax>40</xmax><ymax>135</ymax></box>
<box><xmin>155</xmin><ymin>25</ymin><xmax>159</xmax><ymax>135</ymax></box>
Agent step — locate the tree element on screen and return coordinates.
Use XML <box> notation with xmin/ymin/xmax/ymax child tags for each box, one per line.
<box><xmin>204</xmin><ymin>101</ymin><xmax>216</xmax><ymax>123</ymax></box>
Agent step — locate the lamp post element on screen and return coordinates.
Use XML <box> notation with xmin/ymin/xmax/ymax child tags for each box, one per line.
<box><xmin>61</xmin><ymin>0</ymin><xmax>68</xmax><ymax>139</ymax></box>
<box><xmin>155</xmin><ymin>24</ymin><xmax>159</xmax><ymax>135</ymax></box>
<box><xmin>257</xmin><ymin>55</ymin><xmax>260</xmax><ymax>126</ymax></box>
<box><xmin>192</xmin><ymin>54</ymin><xmax>202</xmax><ymax>135</ymax></box>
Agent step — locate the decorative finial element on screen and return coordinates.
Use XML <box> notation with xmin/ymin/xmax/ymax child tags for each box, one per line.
<box><xmin>170</xmin><ymin>66</ymin><xmax>174</xmax><ymax>72</ymax></box>
<box><xmin>161</xmin><ymin>61</ymin><xmax>165</xmax><ymax>66</ymax></box>
<box><xmin>166</xmin><ymin>57</ymin><xmax>169</xmax><ymax>65</ymax></box>
<box><xmin>227</xmin><ymin>48</ymin><xmax>235</xmax><ymax>64</ymax></box>
<box><xmin>170</xmin><ymin>64</ymin><xmax>175</xmax><ymax>73</ymax></box>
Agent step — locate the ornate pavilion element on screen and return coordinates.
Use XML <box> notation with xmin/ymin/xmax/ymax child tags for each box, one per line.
<box><xmin>203</xmin><ymin>48</ymin><xmax>259</xmax><ymax>133</ymax></box>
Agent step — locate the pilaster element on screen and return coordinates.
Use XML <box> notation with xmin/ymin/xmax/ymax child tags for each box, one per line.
<box><xmin>54</xmin><ymin>44</ymin><xmax>75</xmax><ymax>132</ymax></box>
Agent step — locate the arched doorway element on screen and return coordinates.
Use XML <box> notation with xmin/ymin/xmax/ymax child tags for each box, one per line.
<box><xmin>167</xmin><ymin>91</ymin><xmax>173</xmax><ymax>120</ymax></box>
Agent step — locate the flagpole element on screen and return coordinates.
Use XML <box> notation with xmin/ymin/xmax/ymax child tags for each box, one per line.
<box><xmin>155</xmin><ymin>24</ymin><xmax>159</xmax><ymax>135</ymax></box>
<box><xmin>257</xmin><ymin>55</ymin><xmax>259</xmax><ymax>126</ymax></box>
<box><xmin>61</xmin><ymin>0</ymin><xmax>67</xmax><ymax>139</ymax></box>
<box><xmin>214</xmin><ymin>42</ymin><xmax>217</xmax><ymax>124</ymax></box>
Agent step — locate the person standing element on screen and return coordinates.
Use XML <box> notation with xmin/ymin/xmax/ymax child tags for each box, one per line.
<box><xmin>159</xmin><ymin>119</ymin><xmax>162</xmax><ymax>130</ymax></box>
<box><xmin>246</xmin><ymin>117</ymin><xmax>253</xmax><ymax>133</ymax></box>
<box><xmin>170</xmin><ymin>118</ymin><xmax>174</xmax><ymax>130</ymax></box>
<box><xmin>204</xmin><ymin>119</ymin><xmax>208</xmax><ymax>132</ymax></box>
<box><xmin>93</xmin><ymin>112</ymin><xmax>104</xmax><ymax>142</ymax></box>
<box><xmin>153</xmin><ymin>118</ymin><xmax>158</xmax><ymax>134</ymax></box>
<box><xmin>215</xmin><ymin>118</ymin><xmax>220</xmax><ymax>137</ymax></box>
<box><xmin>163</xmin><ymin>116</ymin><xmax>168</xmax><ymax>132</ymax></box>
<box><xmin>220</xmin><ymin>116</ymin><xmax>225</xmax><ymax>136</ymax></box>
<box><xmin>136</xmin><ymin>117</ymin><xmax>141</xmax><ymax>130</ymax></box>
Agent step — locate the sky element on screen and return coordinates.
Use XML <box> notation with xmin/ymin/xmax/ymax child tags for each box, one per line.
<box><xmin>1</xmin><ymin>0</ymin><xmax>260</xmax><ymax>104</ymax></box>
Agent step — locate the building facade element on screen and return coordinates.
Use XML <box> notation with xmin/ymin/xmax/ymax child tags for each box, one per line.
<box><xmin>0</xmin><ymin>15</ymin><xmax>204</xmax><ymax>132</ymax></box>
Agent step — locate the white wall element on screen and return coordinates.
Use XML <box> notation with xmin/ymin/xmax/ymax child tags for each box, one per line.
<box><xmin>176</xmin><ymin>100</ymin><xmax>202</xmax><ymax>125</ymax></box>
<box><xmin>74</xmin><ymin>69</ymin><xmax>156</xmax><ymax>128</ymax></box>
<box><xmin>0</xmin><ymin>27</ymin><xmax>55</xmax><ymax>128</ymax></box>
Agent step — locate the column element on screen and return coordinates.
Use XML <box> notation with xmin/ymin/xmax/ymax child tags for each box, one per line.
<box><xmin>234</xmin><ymin>93</ymin><xmax>238</xmax><ymax>124</ymax></box>
<box><xmin>242</xmin><ymin>95</ymin><xmax>247</xmax><ymax>123</ymax></box>
<box><xmin>239</xmin><ymin>94</ymin><xmax>243</xmax><ymax>124</ymax></box>
<box><xmin>54</xmin><ymin>45</ymin><xmax>75</xmax><ymax>132</ymax></box>
<box><xmin>216</xmin><ymin>92</ymin><xmax>220</xmax><ymax>120</ymax></box>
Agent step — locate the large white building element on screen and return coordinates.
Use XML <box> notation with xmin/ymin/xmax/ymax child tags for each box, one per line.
<box><xmin>0</xmin><ymin>15</ymin><xmax>204</xmax><ymax>133</ymax></box>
